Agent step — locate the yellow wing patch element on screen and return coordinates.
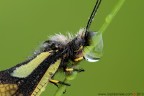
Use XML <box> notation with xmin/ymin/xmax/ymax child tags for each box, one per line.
<box><xmin>31</xmin><ymin>59</ymin><xmax>61</xmax><ymax>96</ymax></box>
<box><xmin>11</xmin><ymin>52</ymin><xmax>51</xmax><ymax>78</ymax></box>
<box><xmin>0</xmin><ymin>84</ymin><xmax>18</xmax><ymax>96</ymax></box>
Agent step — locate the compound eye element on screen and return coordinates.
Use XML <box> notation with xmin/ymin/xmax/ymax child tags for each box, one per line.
<box><xmin>84</xmin><ymin>31</ymin><xmax>96</xmax><ymax>46</ymax></box>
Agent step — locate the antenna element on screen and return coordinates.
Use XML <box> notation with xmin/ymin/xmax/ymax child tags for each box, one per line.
<box><xmin>86</xmin><ymin>0</ymin><xmax>102</xmax><ymax>31</ymax></box>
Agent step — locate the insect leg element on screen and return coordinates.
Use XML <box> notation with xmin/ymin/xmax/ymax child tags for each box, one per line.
<box><xmin>49</xmin><ymin>79</ymin><xmax>71</xmax><ymax>86</ymax></box>
<box><xmin>65</xmin><ymin>68</ymin><xmax>85</xmax><ymax>73</ymax></box>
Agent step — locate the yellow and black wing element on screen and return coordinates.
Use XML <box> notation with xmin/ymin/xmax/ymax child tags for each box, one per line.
<box><xmin>0</xmin><ymin>84</ymin><xmax>18</xmax><ymax>96</ymax></box>
<box><xmin>0</xmin><ymin>51</ymin><xmax>63</xmax><ymax>96</ymax></box>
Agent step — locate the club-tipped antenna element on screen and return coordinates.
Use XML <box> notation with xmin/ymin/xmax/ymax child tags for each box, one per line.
<box><xmin>86</xmin><ymin>0</ymin><xmax>102</xmax><ymax>31</ymax></box>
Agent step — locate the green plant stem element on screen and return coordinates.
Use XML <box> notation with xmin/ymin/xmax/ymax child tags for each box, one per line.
<box><xmin>54</xmin><ymin>72</ymin><xmax>77</xmax><ymax>96</ymax></box>
<box><xmin>85</xmin><ymin>0</ymin><xmax>125</xmax><ymax>55</ymax></box>
<box><xmin>99</xmin><ymin>0</ymin><xmax>125</xmax><ymax>34</ymax></box>
<box><xmin>54</xmin><ymin>0</ymin><xmax>125</xmax><ymax>96</ymax></box>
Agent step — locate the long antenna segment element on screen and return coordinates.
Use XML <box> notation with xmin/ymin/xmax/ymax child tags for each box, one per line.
<box><xmin>86</xmin><ymin>0</ymin><xmax>102</xmax><ymax>31</ymax></box>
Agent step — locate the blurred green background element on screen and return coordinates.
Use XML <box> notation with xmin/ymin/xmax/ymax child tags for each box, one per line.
<box><xmin>0</xmin><ymin>0</ymin><xmax>143</xmax><ymax>96</ymax></box>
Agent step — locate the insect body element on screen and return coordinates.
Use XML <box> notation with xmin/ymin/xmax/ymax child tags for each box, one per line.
<box><xmin>0</xmin><ymin>0</ymin><xmax>102</xmax><ymax>96</ymax></box>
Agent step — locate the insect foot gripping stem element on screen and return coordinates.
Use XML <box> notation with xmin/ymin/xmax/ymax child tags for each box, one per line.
<box><xmin>65</xmin><ymin>68</ymin><xmax>85</xmax><ymax>73</ymax></box>
<box><xmin>49</xmin><ymin>79</ymin><xmax>71</xmax><ymax>87</ymax></box>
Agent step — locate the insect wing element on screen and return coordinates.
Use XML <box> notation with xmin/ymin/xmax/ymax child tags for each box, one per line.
<box><xmin>31</xmin><ymin>59</ymin><xmax>61</xmax><ymax>96</ymax></box>
<box><xmin>0</xmin><ymin>51</ymin><xmax>62</xmax><ymax>96</ymax></box>
<box><xmin>0</xmin><ymin>84</ymin><xmax>18</xmax><ymax>96</ymax></box>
